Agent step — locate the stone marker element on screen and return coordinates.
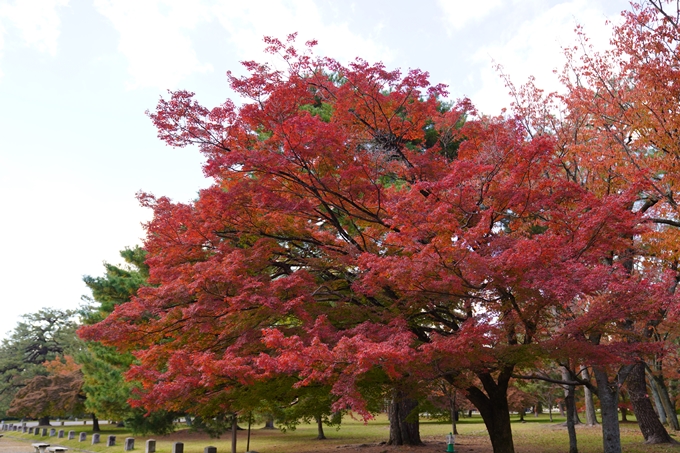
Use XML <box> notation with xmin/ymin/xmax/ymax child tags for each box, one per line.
<box><xmin>79</xmin><ymin>432</ymin><xmax>86</xmax><ymax>442</ymax></box>
<box><xmin>172</xmin><ymin>441</ymin><xmax>183</xmax><ymax>453</ymax></box>
<box><xmin>49</xmin><ymin>429</ymin><xmax>56</xmax><ymax>436</ymax></box>
<box><xmin>28</xmin><ymin>427</ymin><xmax>33</xmax><ymax>434</ymax></box>
<box><xmin>204</xmin><ymin>447</ymin><xmax>217</xmax><ymax>453</ymax></box>
<box><xmin>145</xmin><ymin>439</ymin><xmax>156</xmax><ymax>453</ymax></box>
<box><xmin>58</xmin><ymin>430</ymin><xmax>64</xmax><ymax>438</ymax></box>
<box><xmin>68</xmin><ymin>431</ymin><xmax>75</xmax><ymax>440</ymax></box>
<box><xmin>35</xmin><ymin>428</ymin><xmax>41</xmax><ymax>436</ymax></box>
<box><xmin>23</xmin><ymin>426</ymin><xmax>27</xmax><ymax>433</ymax></box>
<box><xmin>107</xmin><ymin>435</ymin><xmax>116</xmax><ymax>446</ymax></box>
<box><xmin>42</xmin><ymin>428</ymin><xmax>47</xmax><ymax>436</ymax></box>
<box><xmin>92</xmin><ymin>432</ymin><xmax>100</xmax><ymax>444</ymax></box>
<box><xmin>124</xmin><ymin>437</ymin><xmax>134</xmax><ymax>451</ymax></box>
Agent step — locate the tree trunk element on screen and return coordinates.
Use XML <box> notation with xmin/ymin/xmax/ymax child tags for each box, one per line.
<box><xmin>231</xmin><ymin>413</ymin><xmax>237</xmax><ymax>453</ymax></box>
<box><xmin>621</xmin><ymin>407</ymin><xmax>629</xmax><ymax>422</ymax></box>
<box><xmin>262</xmin><ymin>414</ymin><xmax>275</xmax><ymax>429</ymax></box>
<box><xmin>572</xmin><ymin>398</ymin><xmax>582</xmax><ymax>425</ymax></box>
<box><xmin>594</xmin><ymin>366</ymin><xmax>622</xmax><ymax>453</ymax></box>
<box><xmin>648</xmin><ymin>376</ymin><xmax>667</xmax><ymax>424</ymax></box>
<box><xmin>565</xmin><ymin>384</ymin><xmax>579</xmax><ymax>453</ymax></box>
<box><xmin>648</xmin><ymin>371</ymin><xmax>680</xmax><ymax>431</ymax></box>
<box><xmin>627</xmin><ymin>362</ymin><xmax>674</xmax><ymax>444</ymax></box>
<box><xmin>519</xmin><ymin>410</ymin><xmax>525</xmax><ymax>422</ymax></box>
<box><xmin>387</xmin><ymin>389</ymin><xmax>422</xmax><ymax>446</ymax></box>
<box><xmin>314</xmin><ymin>415</ymin><xmax>326</xmax><ymax>440</ymax></box>
<box><xmin>562</xmin><ymin>368</ymin><xmax>578</xmax><ymax>453</ymax></box>
<box><xmin>466</xmin><ymin>368</ymin><xmax>515</xmax><ymax>453</ymax></box>
<box><xmin>581</xmin><ymin>367</ymin><xmax>598</xmax><ymax>426</ymax></box>
<box><xmin>91</xmin><ymin>414</ymin><xmax>100</xmax><ymax>433</ymax></box>
<box><xmin>38</xmin><ymin>416</ymin><xmax>50</xmax><ymax>426</ymax></box>
<box><xmin>450</xmin><ymin>391</ymin><xmax>459</xmax><ymax>435</ymax></box>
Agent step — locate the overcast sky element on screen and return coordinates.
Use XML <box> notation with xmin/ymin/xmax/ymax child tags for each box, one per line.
<box><xmin>0</xmin><ymin>0</ymin><xmax>629</xmax><ymax>339</ymax></box>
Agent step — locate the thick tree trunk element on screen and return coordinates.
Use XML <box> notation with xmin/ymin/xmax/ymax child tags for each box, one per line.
<box><xmin>387</xmin><ymin>390</ymin><xmax>422</xmax><ymax>446</ymax></box>
<box><xmin>38</xmin><ymin>416</ymin><xmax>50</xmax><ymax>426</ymax></box>
<box><xmin>648</xmin><ymin>377</ymin><xmax>667</xmax><ymax>424</ymax></box>
<box><xmin>91</xmin><ymin>414</ymin><xmax>100</xmax><ymax>433</ymax></box>
<box><xmin>648</xmin><ymin>371</ymin><xmax>680</xmax><ymax>431</ymax></box>
<box><xmin>580</xmin><ymin>367</ymin><xmax>598</xmax><ymax>426</ymax></box>
<box><xmin>594</xmin><ymin>366</ymin><xmax>622</xmax><ymax>453</ymax></box>
<box><xmin>315</xmin><ymin>415</ymin><xmax>326</xmax><ymax>440</ymax></box>
<box><xmin>466</xmin><ymin>368</ymin><xmax>515</xmax><ymax>453</ymax></box>
<box><xmin>262</xmin><ymin>415</ymin><xmax>275</xmax><ymax>429</ymax></box>
<box><xmin>627</xmin><ymin>362</ymin><xmax>674</xmax><ymax>444</ymax></box>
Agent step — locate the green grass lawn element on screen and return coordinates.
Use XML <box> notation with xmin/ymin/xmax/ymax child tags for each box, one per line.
<box><xmin>3</xmin><ymin>413</ymin><xmax>680</xmax><ymax>453</ymax></box>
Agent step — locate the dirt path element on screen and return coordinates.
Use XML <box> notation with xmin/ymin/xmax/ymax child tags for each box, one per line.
<box><xmin>0</xmin><ymin>436</ymin><xmax>34</xmax><ymax>453</ymax></box>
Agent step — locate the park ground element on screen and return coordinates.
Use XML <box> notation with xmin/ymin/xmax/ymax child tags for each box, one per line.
<box><xmin>2</xmin><ymin>414</ymin><xmax>680</xmax><ymax>453</ymax></box>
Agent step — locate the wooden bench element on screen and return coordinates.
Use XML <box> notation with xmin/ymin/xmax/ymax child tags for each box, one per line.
<box><xmin>46</xmin><ymin>447</ymin><xmax>68</xmax><ymax>453</ymax></box>
<box><xmin>31</xmin><ymin>443</ymin><xmax>50</xmax><ymax>453</ymax></box>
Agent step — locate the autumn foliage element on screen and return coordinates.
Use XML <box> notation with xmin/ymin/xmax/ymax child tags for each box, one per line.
<box><xmin>79</xmin><ymin>4</ymin><xmax>680</xmax><ymax>451</ymax></box>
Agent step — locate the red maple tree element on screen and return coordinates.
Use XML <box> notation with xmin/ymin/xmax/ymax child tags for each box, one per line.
<box><xmin>80</xmin><ymin>29</ymin><xmax>676</xmax><ymax>453</ymax></box>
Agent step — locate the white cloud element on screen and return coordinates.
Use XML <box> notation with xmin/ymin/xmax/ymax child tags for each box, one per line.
<box><xmin>93</xmin><ymin>0</ymin><xmax>213</xmax><ymax>90</ymax></box>
<box><xmin>470</xmin><ymin>0</ymin><xmax>620</xmax><ymax>114</ymax></box>
<box><xmin>211</xmin><ymin>0</ymin><xmax>391</xmax><ymax>68</ymax></box>
<box><xmin>93</xmin><ymin>0</ymin><xmax>390</xmax><ymax>90</ymax></box>
<box><xmin>0</xmin><ymin>0</ymin><xmax>68</xmax><ymax>78</ymax></box>
<box><xmin>437</xmin><ymin>0</ymin><xmax>504</xmax><ymax>31</ymax></box>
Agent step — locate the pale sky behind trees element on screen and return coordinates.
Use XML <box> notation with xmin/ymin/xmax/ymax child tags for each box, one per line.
<box><xmin>0</xmin><ymin>0</ymin><xmax>628</xmax><ymax>338</ymax></box>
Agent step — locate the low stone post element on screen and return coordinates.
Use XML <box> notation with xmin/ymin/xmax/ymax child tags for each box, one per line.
<box><xmin>92</xmin><ymin>432</ymin><xmax>100</xmax><ymax>444</ymax></box>
<box><xmin>49</xmin><ymin>428</ymin><xmax>56</xmax><ymax>436</ymax></box>
<box><xmin>68</xmin><ymin>431</ymin><xmax>75</xmax><ymax>440</ymax></box>
<box><xmin>35</xmin><ymin>428</ymin><xmax>41</xmax><ymax>436</ymax></box>
<box><xmin>41</xmin><ymin>428</ymin><xmax>47</xmax><ymax>436</ymax></box>
<box><xmin>28</xmin><ymin>427</ymin><xmax>33</xmax><ymax>434</ymax></box>
<box><xmin>124</xmin><ymin>437</ymin><xmax>134</xmax><ymax>451</ymax></box>
<box><xmin>107</xmin><ymin>435</ymin><xmax>116</xmax><ymax>446</ymax></box>
<box><xmin>23</xmin><ymin>426</ymin><xmax>27</xmax><ymax>433</ymax></box>
<box><xmin>79</xmin><ymin>432</ymin><xmax>87</xmax><ymax>442</ymax></box>
<box><xmin>204</xmin><ymin>447</ymin><xmax>217</xmax><ymax>453</ymax></box>
<box><xmin>58</xmin><ymin>430</ymin><xmax>64</xmax><ymax>438</ymax></box>
<box><xmin>172</xmin><ymin>441</ymin><xmax>183</xmax><ymax>453</ymax></box>
<box><xmin>145</xmin><ymin>439</ymin><xmax>156</xmax><ymax>453</ymax></box>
